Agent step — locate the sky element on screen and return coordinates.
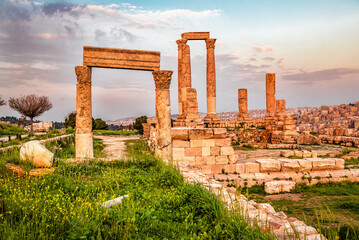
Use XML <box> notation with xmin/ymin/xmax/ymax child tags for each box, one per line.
<box><xmin>0</xmin><ymin>0</ymin><xmax>358</xmax><ymax>122</ymax></box>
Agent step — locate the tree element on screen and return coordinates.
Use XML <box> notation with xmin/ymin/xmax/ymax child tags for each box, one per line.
<box><xmin>9</xmin><ymin>94</ymin><xmax>52</xmax><ymax>134</ymax></box>
<box><xmin>0</xmin><ymin>96</ymin><xmax>5</xmax><ymax>106</ymax></box>
<box><xmin>94</xmin><ymin>118</ymin><xmax>108</xmax><ymax>130</ymax></box>
<box><xmin>64</xmin><ymin>112</ymin><xmax>76</xmax><ymax>129</ymax></box>
<box><xmin>133</xmin><ymin>115</ymin><xmax>147</xmax><ymax>134</ymax></box>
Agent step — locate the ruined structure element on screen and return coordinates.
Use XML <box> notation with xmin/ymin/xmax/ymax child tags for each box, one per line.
<box><xmin>174</xmin><ymin>32</ymin><xmax>220</xmax><ymax>127</ymax></box>
<box><xmin>75</xmin><ymin>46</ymin><xmax>173</xmax><ymax>160</ymax></box>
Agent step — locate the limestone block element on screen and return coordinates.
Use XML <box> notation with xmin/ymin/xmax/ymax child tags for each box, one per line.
<box><xmin>297</xmin><ymin>159</ymin><xmax>312</xmax><ymax>171</ymax></box>
<box><xmin>171</xmin><ymin>128</ymin><xmax>189</xmax><ymax>140</ymax></box>
<box><xmin>278</xmin><ymin>159</ymin><xmax>300</xmax><ymax>172</ymax></box>
<box><xmin>185</xmin><ymin>147</ymin><xmax>202</xmax><ymax>157</ymax></box>
<box><xmin>264</xmin><ymin>181</ymin><xmax>296</xmax><ymax>194</ymax></box>
<box><xmin>181</xmin><ymin>32</ymin><xmax>210</xmax><ymax>40</ymax></box>
<box><xmin>172</xmin><ymin>140</ymin><xmax>190</xmax><ymax>148</ymax></box>
<box><xmin>256</xmin><ymin>159</ymin><xmax>281</xmax><ymax>172</ymax></box>
<box><xmin>210</xmin><ymin>147</ymin><xmax>221</xmax><ymax>156</ymax></box>
<box><xmin>194</xmin><ymin>157</ymin><xmax>206</xmax><ymax>165</ymax></box>
<box><xmin>211</xmin><ymin>164</ymin><xmax>224</xmax><ymax>174</ymax></box>
<box><xmin>172</xmin><ymin>147</ymin><xmax>185</xmax><ymax>157</ymax></box>
<box><xmin>311</xmin><ymin>151</ymin><xmax>318</xmax><ymax>158</ymax></box>
<box><xmin>294</xmin><ymin>150</ymin><xmax>303</xmax><ymax>158</ymax></box>
<box><xmin>20</xmin><ymin>141</ymin><xmax>54</xmax><ymax>168</ymax></box>
<box><xmin>202</xmin><ymin>147</ymin><xmax>211</xmax><ymax>156</ymax></box>
<box><xmin>215</xmin><ymin>138</ymin><xmax>231</xmax><ymax>147</ymax></box>
<box><xmin>333</xmin><ymin>158</ymin><xmax>345</xmax><ymax>170</ymax></box>
<box><xmin>280</xmin><ymin>150</ymin><xmax>294</xmax><ymax>158</ymax></box>
<box><xmin>223</xmin><ymin>164</ymin><xmax>237</xmax><ymax>174</ymax></box>
<box><xmin>220</xmin><ymin>146</ymin><xmax>234</xmax><ymax>156</ymax></box>
<box><xmin>76</xmin><ymin>133</ymin><xmax>93</xmax><ymax>158</ymax></box>
<box><xmin>215</xmin><ymin>156</ymin><xmax>229</xmax><ymax>164</ymax></box>
<box><xmin>203</xmin><ymin>139</ymin><xmax>215</xmax><ymax>147</ymax></box>
<box><xmin>29</xmin><ymin>168</ymin><xmax>55</xmax><ymax>177</ymax></box>
<box><xmin>297</xmin><ymin>132</ymin><xmax>321</xmax><ymax>145</ymax></box>
<box><xmin>309</xmin><ymin>158</ymin><xmax>336</xmax><ymax>171</ymax></box>
<box><xmin>189</xmin><ymin>129</ymin><xmax>214</xmax><ymax>139</ymax></box>
<box><xmin>199</xmin><ymin>165</ymin><xmax>212</xmax><ymax>174</ymax></box>
<box><xmin>5</xmin><ymin>163</ymin><xmax>26</xmax><ymax>176</ymax></box>
<box><xmin>213</xmin><ymin>128</ymin><xmax>227</xmax><ymax>138</ymax></box>
<box><xmin>176</xmin><ymin>156</ymin><xmax>195</xmax><ymax>165</ymax></box>
<box><xmin>245</xmin><ymin>162</ymin><xmax>260</xmax><ymax>173</ymax></box>
<box><xmin>235</xmin><ymin>164</ymin><xmax>245</xmax><ymax>174</ymax></box>
<box><xmin>302</xmin><ymin>150</ymin><xmax>312</xmax><ymax>158</ymax></box>
<box><xmin>205</xmin><ymin>156</ymin><xmax>216</xmax><ymax>165</ymax></box>
<box><xmin>228</xmin><ymin>155</ymin><xmax>238</xmax><ymax>164</ymax></box>
<box><xmin>190</xmin><ymin>139</ymin><xmax>204</xmax><ymax>147</ymax></box>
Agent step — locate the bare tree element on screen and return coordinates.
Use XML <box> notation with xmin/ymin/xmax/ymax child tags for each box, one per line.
<box><xmin>9</xmin><ymin>95</ymin><xmax>53</xmax><ymax>134</ymax></box>
<box><xmin>0</xmin><ymin>96</ymin><xmax>5</xmax><ymax>106</ymax></box>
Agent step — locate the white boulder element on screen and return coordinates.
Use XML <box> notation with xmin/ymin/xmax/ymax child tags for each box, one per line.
<box><xmin>20</xmin><ymin>141</ymin><xmax>54</xmax><ymax>168</ymax></box>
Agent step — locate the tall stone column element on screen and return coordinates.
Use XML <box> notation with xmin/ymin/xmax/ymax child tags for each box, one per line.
<box><xmin>182</xmin><ymin>44</ymin><xmax>192</xmax><ymax>89</ymax></box>
<box><xmin>153</xmin><ymin>70</ymin><xmax>173</xmax><ymax>161</ymax></box>
<box><xmin>176</xmin><ymin>39</ymin><xmax>187</xmax><ymax>118</ymax></box>
<box><xmin>238</xmin><ymin>88</ymin><xmax>252</xmax><ymax>121</ymax></box>
<box><xmin>75</xmin><ymin>66</ymin><xmax>93</xmax><ymax>158</ymax></box>
<box><xmin>204</xmin><ymin>38</ymin><xmax>219</xmax><ymax>123</ymax></box>
<box><xmin>266</xmin><ymin>73</ymin><xmax>276</xmax><ymax>117</ymax></box>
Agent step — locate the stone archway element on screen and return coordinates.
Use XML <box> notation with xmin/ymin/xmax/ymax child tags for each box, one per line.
<box><xmin>75</xmin><ymin>46</ymin><xmax>172</xmax><ymax>159</ymax></box>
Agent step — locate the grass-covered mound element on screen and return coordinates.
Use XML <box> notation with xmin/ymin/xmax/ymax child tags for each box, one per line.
<box><xmin>0</xmin><ymin>139</ymin><xmax>272</xmax><ymax>239</ymax></box>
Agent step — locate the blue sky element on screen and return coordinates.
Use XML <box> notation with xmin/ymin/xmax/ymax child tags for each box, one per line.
<box><xmin>0</xmin><ymin>0</ymin><xmax>358</xmax><ymax>121</ymax></box>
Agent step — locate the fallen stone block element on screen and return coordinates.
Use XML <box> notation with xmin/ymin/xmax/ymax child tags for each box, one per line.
<box><xmin>265</xmin><ymin>181</ymin><xmax>296</xmax><ymax>194</ymax></box>
<box><xmin>101</xmin><ymin>195</ymin><xmax>129</xmax><ymax>209</ymax></box>
<box><xmin>280</xmin><ymin>150</ymin><xmax>294</xmax><ymax>158</ymax></box>
<box><xmin>20</xmin><ymin>140</ymin><xmax>54</xmax><ymax>168</ymax></box>
<box><xmin>5</xmin><ymin>163</ymin><xmax>26</xmax><ymax>176</ymax></box>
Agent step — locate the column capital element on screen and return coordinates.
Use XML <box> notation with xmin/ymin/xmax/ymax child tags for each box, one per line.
<box><xmin>75</xmin><ymin>66</ymin><xmax>91</xmax><ymax>84</ymax></box>
<box><xmin>176</xmin><ymin>39</ymin><xmax>188</xmax><ymax>48</ymax></box>
<box><xmin>153</xmin><ymin>70</ymin><xmax>173</xmax><ymax>89</ymax></box>
<box><xmin>205</xmin><ymin>38</ymin><xmax>216</xmax><ymax>49</ymax></box>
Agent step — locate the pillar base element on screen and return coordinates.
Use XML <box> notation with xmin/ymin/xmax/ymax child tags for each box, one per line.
<box><xmin>237</xmin><ymin>113</ymin><xmax>252</xmax><ymax>122</ymax></box>
<box><xmin>204</xmin><ymin>114</ymin><xmax>220</xmax><ymax>124</ymax></box>
<box><xmin>75</xmin><ymin>133</ymin><xmax>94</xmax><ymax>158</ymax></box>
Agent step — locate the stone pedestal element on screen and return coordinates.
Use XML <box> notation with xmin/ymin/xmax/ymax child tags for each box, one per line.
<box><xmin>266</xmin><ymin>73</ymin><xmax>276</xmax><ymax>117</ymax></box>
<box><xmin>204</xmin><ymin>38</ymin><xmax>219</xmax><ymax>124</ymax></box>
<box><xmin>75</xmin><ymin>66</ymin><xmax>93</xmax><ymax>158</ymax></box>
<box><xmin>237</xmin><ymin>88</ymin><xmax>252</xmax><ymax>121</ymax></box>
<box><xmin>153</xmin><ymin>70</ymin><xmax>173</xmax><ymax>161</ymax></box>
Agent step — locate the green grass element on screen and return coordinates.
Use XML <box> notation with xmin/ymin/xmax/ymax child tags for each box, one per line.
<box><xmin>0</xmin><ymin>138</ymin><xmax>272</xmax><ymax>239</ymax></box>
<box><xmin>0</xmin><ymin>124</ymin><xmax>27</xmax><ymax>136</ymax></box>
<box><xmin>93</xmin><ymin>130</ymin><xmax>138</xmax><ymax>136</ymax></box>
<box><xmin>345</xmin><ymin>157</ymin><xmax>359</xmax><ymax>166</ymax></box>
<box><xmin>244</xmin><ymin>182</ymin><xmax>359</xmax><ymax>239</ymax></box>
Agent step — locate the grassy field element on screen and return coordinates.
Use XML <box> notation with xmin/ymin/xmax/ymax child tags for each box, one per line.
<box><xmin>0</xmin><ymin>124</ymin><xmax>27</xmax><ymax>136</ymax></box>
<box><xmin>0</xmin><ymin>138</ymin><xmax>272</xmax><ymax>239</ymax></box>
<box><xmin>93</xmin><ymin>130</ymin><xmax>138</xmax><ymax>136</ymax></box>
<box><xmin>242</xmin><ymin>182</ymin><xmax>359</xmax><ymax>240</ymax></box>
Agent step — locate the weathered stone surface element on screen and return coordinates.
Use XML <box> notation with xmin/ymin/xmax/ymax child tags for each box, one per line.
<box><xmin>265</xmin><ymin>181</ymin><xmax>296</xmax><ymax>194</ymax></box>
<box><xmin>20</xmin><ymin>141</ymin><xmax>53</xmax><ymax>167</ymax></box>
<box><xmin>280</xmin><ymin>150</ymin><xmax>294</xmax><ymax>158</ymax></box>
<box><xmin>302</xmin><ymin>150</ymin><xmax>312</xmax><ymax>158</ymax></box>
<box><xmin>5</xmin><ymin>163</ymin><xmax>26</xmax><ymax>176</ymax></box>
<box><xmin>29</xmin><ymin>168</ymin><xmax>55</xmax><ymax>177</ymax></box>
<box><xmin>256</xmin><ymin>159</ymin><xmax>281</xmax><ymax>172</ymax></box>
<box><xmin>266</xmin><ymin>73</ymin><xmax>276</xmax><ymax>115</ymax></box>
<box><xmin>83</xmin><ymin>46</ymin><xmax>160</xmax><ymax>71</ymax></box>
<box><xmin>297</xmin><ymin>159</ymin><xmax>312</xmax><ymax>171</ymax></box>
<box><xmin>245</xmin><ymin>162</ymin><xmax>260</xmax><ymax>173</ymax></box>
<box><xmin>278</xmin><ymin>159</ymin><xmax>300</xmax><ymax>172</ymax></box>
<box><xmin>310</xmin><ymin>158</ymin><xmax>336</xmax><ymax>170</ymax></box>
<box><xmin>297</xmin><ymin>131</ymin><xmax>321</xmax><ymax>145</ymax></box>
<box><xmin>181</xmin><ymin>32</ymin><xmax>210</xmax><ymax>40</ymax></box>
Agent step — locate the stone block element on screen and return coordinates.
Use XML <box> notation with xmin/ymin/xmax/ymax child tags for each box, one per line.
<box><xmin>333</xmin><ymin>158</ymin><xmax>345</xmax><ymax>170</ymax></box>
<box><xmin>171</xmin><ymin>128</ymin><xmax>189</xmax><ymax>140</ymax></box>
<box><xmin>190</xmin><ymin>139</ymin><xmax>204</xmax><ymax>147</ymax></box>
<box><xmin>202</xmin><ymin>147</ymin><xmax>211</xmax><ymax>156</ymax></box>
<box><xmin>194</xmin><ymin>157</ymin><xmax>206</xmax><ymax>165</ymax></box>
<box><xmin>235</xmin><ymin>164</ymin><xmax>245</xmax><ymax>174</ymax></box>
<box><xmin>297</xmin><ymin>159</ymin><xmax>312</xmax><ymax>171</ymax></box>
<box><xmin>199</xmin><ymin>165</ymin><xmax>212</xmax><ymax>174</ymax></box>
<box><xmin>172</xmin><ymin>140</ymin><xmax>190</xmax><ymax>148</ymax></box>
<box><xmin>310</xmin><ymin>158</ymin><xmax>336</xmax><ymax>171</ymax></box>
<box><xmin>302</xmin><ymin>150</ymin><xmax>312</xmax><ymax>158</ymax></box>
<box><xmin>311</xmin><ymin>151</ymin><xmax>318</xmax><ymax>158</ymax></box>
<box><xmin>210</xmin><ymin>147</ymin><xmax>221</xmax><ymax>156</ymax></box>
<box><xmin>264</xmin><ymin>181</ymin><xmax>296</xmax><ymax>194</ymax></box>
<box><xmin>221</xmin><ymin>146</ymin><xmax>234</xmax><ymax>156</ymax></box>
<box><xmin>280</xmin><ymin>150</ymin><xmax>294</xmax><ymax>158</ymax></box>
<box><xmin>189</xmin><ymin>129</ymin><xmax>214</xmax><ymax>139</ymax></box>
<box><xmin>203</xmin><ymin>139</ymin><xmax>215</xmax><ymax>147</ymax></box>
<box><xmin>278</xmin><ymin>159</ymin><xmax>300</xmax><ymax>172</ymax></box>
<box><xmin>211</xmin><ymin>165</ymin><xmax>224</xmax><ymax>174</ymax></box>
<box><xmin>223</xmin><ymin>164</ymin><xmax>237</xmax><ymax>174</ymax></box>
<box><xmin>20</xmin><ymin>140</ymin><xmax>54</xmax><ymax>168</ymax></box>
<box><xmin>228</xmin><ymin>155</ymin><xmax>238</xmax><ymax>164</ymax></box>
<box><xmin>172</xmin><ymin>147</ymin><xmax>185</xmax><ymax>157</ymax></box>
<box><xmin>185</xmin><ymin>147</ymin><xmax>202</xmax><ymax>157</ymax></box>
<box><xmin>215</xmin><ymin>138</ymin><xmax>231</xmax><ymax>147</ymax></box>
<box><xmin>5</xmin><ymin>163</ymin><xmax>26</xmax><ymax>176</ymax></box>
<box><xmin>215</xmin><ymin>156</ymin><xmax>229</xmax><ymax>164</ymax></box>
<box><xmin>256</xmin><ymin>159</ymin><xmax>281</xmax><ymax>172</ymax></box>
<box><xmin>205</xmin><ymin>156</ymin><xmax>216</xmax><ymax>165</ymax></box>
<box><xmin>213</xmin><ymin>128</ymin><xmax>227</xmax><ymax>138</ymax></box>
<box><xmin>294</xmin><ymin>150</ymin><xmax>303</xmax><ymax>158</ymax></box>
<box><xmin>244</xmin><ymin>162</ymin><xmax>260</xmax><ymax>173</ymax></box>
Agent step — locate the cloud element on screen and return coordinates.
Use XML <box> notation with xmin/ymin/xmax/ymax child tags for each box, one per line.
<box><xmin>283</xmin><ymin>68</ymin><xmax>359</xmax><ymax>82</ymax></box>
<box><xmin>42</xmin><ymin>2</ymin><xmax>85</xmax><ymax>17</ymax></box>
<box><xmin>262</xmin><ymin>57</ymin><xmax>276</xmax><ymax>62</ymax></box>
<box><xmin>110</xmin><ymin>27</ymin><xmax>139</xmax><ymax>42</ymax></box>
<box><xmin>250</xmin><ymin>45</ymin><xmax>274</xmax><ymax>52</ymax></box>
<box><xmin>0</xmin><ymin>0</ymin><xmax>31</xmax><ymax>22</ymax></box>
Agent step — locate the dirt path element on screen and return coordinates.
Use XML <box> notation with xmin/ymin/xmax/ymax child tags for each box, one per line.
<box><xmin>94</xmin><ymin>135</ymin><xmax>141</xmax><ymax>158</ymax></box>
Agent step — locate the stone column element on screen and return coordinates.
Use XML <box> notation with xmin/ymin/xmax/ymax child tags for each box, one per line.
<box><xmin>176</xmin><ymin>39</ymin><xmax>187</xmax><ymax>117</ymax></box>
<box><xmin>75</xmin><ymin>66</ymin><xmax>93</xmax><ymax>158</ymax></box>
<box><xmin>182</xmin><ymin>44</ymin><xmax>192</xmax><ymax>89</ymax></box>
<box><xmin>266</xmin><ymin>73</ymin><xmax>276</xmax><ymax>117</ymax></box>
<box><xmin>276</xmin><ymin>99</ymin><xmax>286</xmax><ymax>114</ymax></box>
<box><xmin>238</xmin><ymin>88</ymin><xmax>251</xmax><ymax>121</ymax></box>
<box><xmin>153</xmin><ymin>70</ymin><xmax>173</xmax><ymax>161</ymax></box>
<box><xmin>205</xmin><ymin>38</ymin><xmax>219</xmax><ymax>123</ymax></box>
